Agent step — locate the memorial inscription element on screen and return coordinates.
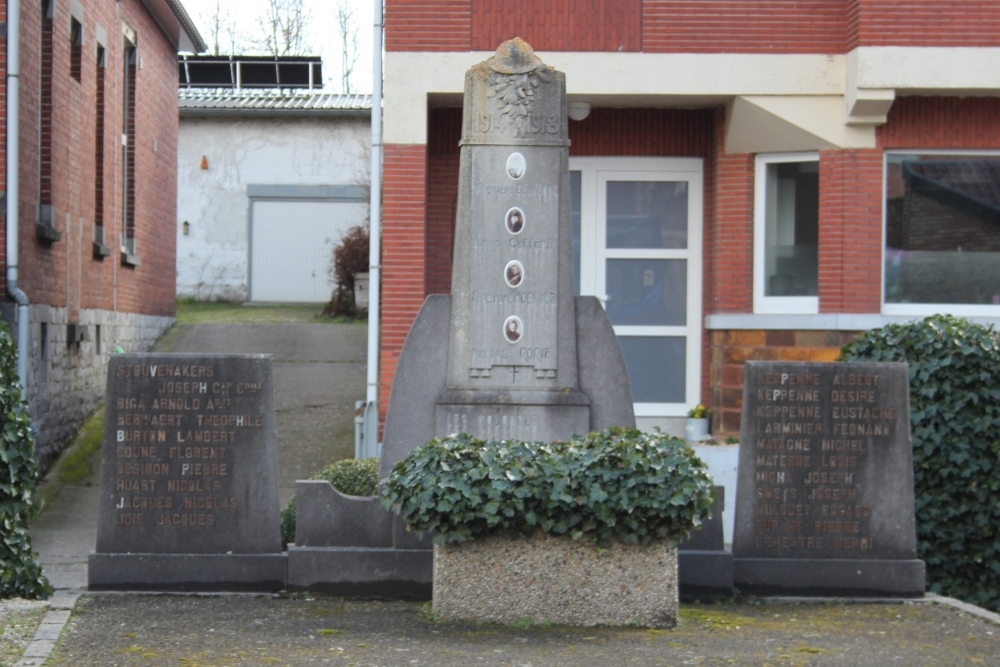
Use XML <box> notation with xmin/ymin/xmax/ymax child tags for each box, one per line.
<box><xmin>733</xmin><ymin>360</ymin><xmax>926</xmax><ymax>599</ymax></box>
<box><xmin>96</xmin><ymin>354</ymin><xmax>281</xmax><ymax>556</ymax></box>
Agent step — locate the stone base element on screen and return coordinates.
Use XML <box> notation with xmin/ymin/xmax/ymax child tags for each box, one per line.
<box><xmin>434</xmin><ymin>534</ymin><xmax>678</xmax><ymax>628</ymax></box>
<box><xmin>88</xmin><ymin>553</ymin><xmax>286</xmax><ymax>592</ymax></box>
<box><xmin>679</xmin><ymin>550</ymin><xmax>734</xmax><ymax>600</ymax></box>
<box><xmin>287</xmin><ymin>546</ymin><xmax>432</xmax><ymax>598</ymax></box>
<box><xmin>734</xmin><ymin>558</ymin><xmax>926</xmax><ymax>597</ymax></box>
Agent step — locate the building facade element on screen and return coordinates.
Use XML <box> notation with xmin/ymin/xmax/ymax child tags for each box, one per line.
<box><xmin>379</xmin><ymin>0</ymin><xmax>1000</xmax><ymax>437</ymax></box>
<box><xmin>177</xmin><ymin>88</ymin><xmax>371</xmax><ymax>303</ymax></box>
<box><xmin>0</xmin><ymin>0</ymin><xmax>204</xmax><ymax>468</ymax></box>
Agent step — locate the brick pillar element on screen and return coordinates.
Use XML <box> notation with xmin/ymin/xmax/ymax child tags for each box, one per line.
<box><xmin>379</xmin><ymin>144</ymin><xmax>430</xmax><ymax>423</ymax></box>
<box><xmin>818</xmin><ymin>149</ymin><xmax>883</xmax><ymax>313</ymax></box>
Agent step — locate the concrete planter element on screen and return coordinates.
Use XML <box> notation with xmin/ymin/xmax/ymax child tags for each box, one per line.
<box><xmin>433</xmin><ymin>533</ymin><xmax>679</xmax><ymax>627</ymax></box>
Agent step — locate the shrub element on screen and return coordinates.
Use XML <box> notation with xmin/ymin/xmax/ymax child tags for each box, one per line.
<box><xmin>322</xmin><ymin>224</ymin><xmax>370</xmax><ymax>319</ymax></box>
<box><xmin>280</xmin><ymin>457</ymin><xmax>380</xmax><ymax>548</ymax></box>
<box><xmin>840</xmin><ymin>314</ymin><xmax>1000</xmax><ymax>611</ymax></box>
<box><xmin>382</xmin><ymin>428</ymin><xmax>715</xmax><ymax>547</ymax></box>
<box><xmin>0</xmin><ymin>323</ymin><xmax>51</xmax><ymax>599</ymax></box>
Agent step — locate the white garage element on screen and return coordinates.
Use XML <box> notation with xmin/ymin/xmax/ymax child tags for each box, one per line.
<box><xmin>248</xmin><ymin>185</ymin><xmax>368</xmax><ymax>303</ymax></box>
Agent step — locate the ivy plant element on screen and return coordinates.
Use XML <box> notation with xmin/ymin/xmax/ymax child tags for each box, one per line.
<box><xmin>0</xmin><ymin>323</ymin><xmax>51</xmax><ymax>599</ymax></box>
<box><xmin>382</xmin><ymin>428</ymin><xmax>715</xmax><ymax>547</ymax></box>
<box><xmin>840</xmin><ymin>314</ymin><xmax>1000</xmax><ymax>611</ymax></box>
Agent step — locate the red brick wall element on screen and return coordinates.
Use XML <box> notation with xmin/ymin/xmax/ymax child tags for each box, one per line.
<box><xmin>379</xmin><ymin>144</ymin><xmax>429</xmax><ymax>415</ymax></box>
<box><xmin>878</xmin><ymin>97</ymin><xmax>1000</xmax><ymax>150</ymax></box>
<box><xmin>385</xmin><ymin>0</ymin><xmax>471</xmax><ymax>51</ymax></box>
<box><xmin>9</xmin><ymin>0</ymin><xmax>178</xmax><ymax>318</ymax></box>
<box><xmin>708</xmin><ymin>152</ymin><xmax>754</xmax><ymax>313</ymax></box>
<box><xmin>643</xmin><ymin>0</ymin><xmax>846</xmax><ymax>54</ymax></box>
<box><xmin>387</xmin><ymin>0</ymin><xmax>1000</xmax><ymax>53</ymax></box>
<box><xmin>426</xmin><ymin>109</ymin><xmax>462</xmax><ymax>295</ymax></box>
<box><xmin>817</xmin><ymin>149</ymin><xmax>883</xmax><ymax>313</ymax></box>
<box><xmin>848</xmin><ymin>0</ymin><xmax>1000</xmax><ymax>50</ymax></box>
<box><xmin>472</xmin><ymin>0</ymin><xmax>642</xmax><ymax>52</ymax></box>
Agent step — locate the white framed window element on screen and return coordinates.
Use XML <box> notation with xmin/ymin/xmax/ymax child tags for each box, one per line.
<box><xmin>754</xmin><ymin>153</ymin><xmax>819</xmax><ymax>314</ymax></box>
<box><xmin>883</xmin><ymin>150</ymin><xmax>1000</xmax><ymax>317</ymax></box>
<box><xmin>570</xmin><ymin>157</ymin><xmax>703</xmax><ymax>418</ymax></box>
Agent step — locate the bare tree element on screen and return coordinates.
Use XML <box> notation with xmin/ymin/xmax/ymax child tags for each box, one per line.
<box><xmin>335</xmin><ymin>0</ymin><xmax>361</xmax><ymax>93</ymax></box>
<box><xmin>255</xmin><ymin>0</ymin><xmax>313</xmax><ymax>57</ymax></box>
<box><xmin>193</xmin><ymin>0</ymin><xmax>241</xmax><ymax>55</ymax></box>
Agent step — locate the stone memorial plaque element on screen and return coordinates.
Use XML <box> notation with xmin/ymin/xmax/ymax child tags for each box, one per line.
<box><xmin>732</xmin><ymin>361</ymin><xmax>925</xmax><ymax>596</ymax></box>
<box><xmin>90</xmin><ymin>354</ymin><xmax>284</xmax><ymax>591</ymax></box>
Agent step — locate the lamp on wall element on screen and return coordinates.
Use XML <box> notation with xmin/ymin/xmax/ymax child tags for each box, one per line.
<box><xmin>567</xmin><ymin>102</ymin><xmax>591</xmax><ymax>121</ymax></box>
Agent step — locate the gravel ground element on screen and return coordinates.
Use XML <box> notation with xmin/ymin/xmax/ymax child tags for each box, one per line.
<box><xmin>0</xmin><ymin>598</ymin><xmax>48</xmax><ymax>666</ymax></box>
<box><xmin>39</xmin><ymin>594</ymin><xmax>1000</xmax><ymax>666</ymax></box>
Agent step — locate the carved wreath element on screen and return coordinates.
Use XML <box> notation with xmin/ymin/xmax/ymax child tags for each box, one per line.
<box><xmin>486</xmin><ymin>67</ymin><xmax>551</xmax><ymax>136</ymax></box>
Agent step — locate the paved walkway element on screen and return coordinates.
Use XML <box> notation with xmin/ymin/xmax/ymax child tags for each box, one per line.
<box><xmin>15</xmin><ymin>321</ymin><xmax>1000</xmax><ymax>666</ymax></box>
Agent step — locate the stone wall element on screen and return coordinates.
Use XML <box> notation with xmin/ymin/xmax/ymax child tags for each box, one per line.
<box><xmin>6</xmin><ymin>305</ymin><xmax>172</xmax><ymax>473</ymax></box>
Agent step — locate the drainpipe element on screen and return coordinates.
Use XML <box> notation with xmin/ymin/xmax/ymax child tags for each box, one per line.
<box><xmin>6</xmin><ymin>0</ymin><xmax>31</xmax><ymax>392</ymax></box>
<box><xmin>362</xmin><ymin>0</ymin><xmax>383</xmax><ymax>456</ymax></box>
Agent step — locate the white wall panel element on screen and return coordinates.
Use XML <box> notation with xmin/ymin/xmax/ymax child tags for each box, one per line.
<box><xmin>250</xmin><ymin>199</ymin><xmax>367</xmax><ymax>303</ymax></box>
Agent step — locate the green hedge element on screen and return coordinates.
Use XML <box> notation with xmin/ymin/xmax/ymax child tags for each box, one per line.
<box><xmin>0</xmin><ymin>323</ymin><xmax>50</xmax><ymax>599</ymax></box>
<box><xmin>279</xmin><ymin>457</ymin><xmax>380</xmax><ymax>548</ymax></box>
<box><xmin>840</xmin><ymin>314</ymin><xmax>1000</xmax><ymax>611</ymax></box>
<box><xmin>382</xmin><ymin>428</ymin><xmax>715</xmax><ymax>547</ymax></box>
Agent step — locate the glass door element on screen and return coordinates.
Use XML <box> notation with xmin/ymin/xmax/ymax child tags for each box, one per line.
<box><xmin>571</xmin><ymin>158</ymin><xmax>703</xmax><ymax>417</ymax></box>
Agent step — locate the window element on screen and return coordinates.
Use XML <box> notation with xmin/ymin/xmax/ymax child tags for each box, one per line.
<box><xmin>754</xmin><ymin>154</ymin><xmax>819</xmax><ymax>314</ymax></box>
<box><xmin>121</xmin><ymin>34</ymin><xmax>138</xmax><ymax>263</ymax></box>
<box><xmin>93</xmin><ymin>43</ymin><xmax>110</xmax><ymax>257</ymax></box>
<box><xmin>884</xmin><ymin>152</ymin><xmax>1000</xmax><ymax>315</ymax></box>
<box><xmin>38</xmin><ymin>0</ymin><xmax>55</xmax><ymax>230</ymax></box>
<box><xmin>70</xmin><ymin>17</ymin><xmax>82</xmax><ymax>81</ymax></box>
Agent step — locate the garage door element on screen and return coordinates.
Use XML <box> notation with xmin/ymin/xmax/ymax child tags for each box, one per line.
<box><xmin>249</xmin><ymin>197</ymin><xmax>367</xmax><ymax>303</ymax></box>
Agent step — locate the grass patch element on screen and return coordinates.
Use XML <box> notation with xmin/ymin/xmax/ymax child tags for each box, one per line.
<box><xmin>38</xmin><ymin>407</ymin><xmax>105</xmax><ymax>508</ymax></box>
<box><xmin>54</xmin><ymin>410</ymin><xmax>104</xmax><ymax>486</ymax></box>
<box><xmin>174</xmin><ymin>299</ymin><xmax>349</xmax><ymax>325</ymax></box>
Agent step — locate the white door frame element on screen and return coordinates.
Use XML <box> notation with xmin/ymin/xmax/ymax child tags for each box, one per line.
<box><xmin>570</xmin><ymin>157</ymin><xmax>703</xmax><ymax>418</ymax></box>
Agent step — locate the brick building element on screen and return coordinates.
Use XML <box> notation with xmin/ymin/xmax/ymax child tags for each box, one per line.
<box><xmin>1</xmin><ymin>0</ymin><xmax>204</xmax><ymax>468</ymax></box>
<box><xmin>377</xmin><ymin>0</ymin><xmax>1000</xmax><ymax>438</ymax></box>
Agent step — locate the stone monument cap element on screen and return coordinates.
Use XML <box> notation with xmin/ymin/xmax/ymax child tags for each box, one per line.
<box><xmin>487</xmin><ymin>37</ymin><xmax>542</xmax><ymax>74</ymax></box>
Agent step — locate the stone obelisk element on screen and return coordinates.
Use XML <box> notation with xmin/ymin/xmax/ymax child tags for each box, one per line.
<box><xmin>381</xmin><ymin>38</ymin><xmax>634</xmax><ymax>475</ymax></box>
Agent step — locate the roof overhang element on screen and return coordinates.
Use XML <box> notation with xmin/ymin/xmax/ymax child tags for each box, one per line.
<box><xmin>141</xmin><ymin>0</ymin><xmax>207</xmax><ymax>54</ymax></box>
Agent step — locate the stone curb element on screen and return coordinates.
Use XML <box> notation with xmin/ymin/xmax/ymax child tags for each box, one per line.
<box><xmin>14</xmin><ymin>589</ymin><xmax>82</xmax><ymax>667</ymax></box>
<box><xmin>752</xmin><ymin>594</ymin><xmax>1000</xmax><ymax>626</ymax></box>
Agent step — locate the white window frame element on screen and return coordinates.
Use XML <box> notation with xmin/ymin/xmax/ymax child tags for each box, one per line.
<box><xmin>882</xmin><ymin>149</ymin><xmax>1000</xmax><ymax>317</ymax></box>
<box><xmin>754</xmin><ymin>152</ymin><xmax>820</xmax><ymax>315</ymax></box>
<box><xmin>570</xmin><ymin>156</ymin><xmax>703</xmax><ymax>418</ymax></box>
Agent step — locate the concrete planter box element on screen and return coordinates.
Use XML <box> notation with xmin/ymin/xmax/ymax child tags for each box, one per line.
<box><xmin>433</xmin><ymin>533</ymin><xmax>679</xmax><ymax>627</ymax></box>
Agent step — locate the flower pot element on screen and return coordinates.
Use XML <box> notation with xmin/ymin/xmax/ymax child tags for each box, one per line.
<box><xmin>685</xmin><ymin>417</ymin><xmax>710</xmax><ymax>443</ymax></box>
<box><xmin>433</xmin><ymin>533</ymin><xmax>678</xmax><ymax>627</ymax></box>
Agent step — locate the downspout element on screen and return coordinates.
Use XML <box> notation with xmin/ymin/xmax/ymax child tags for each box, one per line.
<box><xmin>362</xmin><ymin>0</ymin><xmax>383</xmax><ymax>455</ymax></box>
<box><xmin>6</xmin><ymin>0</ymin><xmax>31</xmax><ymax>391</ymax></box>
